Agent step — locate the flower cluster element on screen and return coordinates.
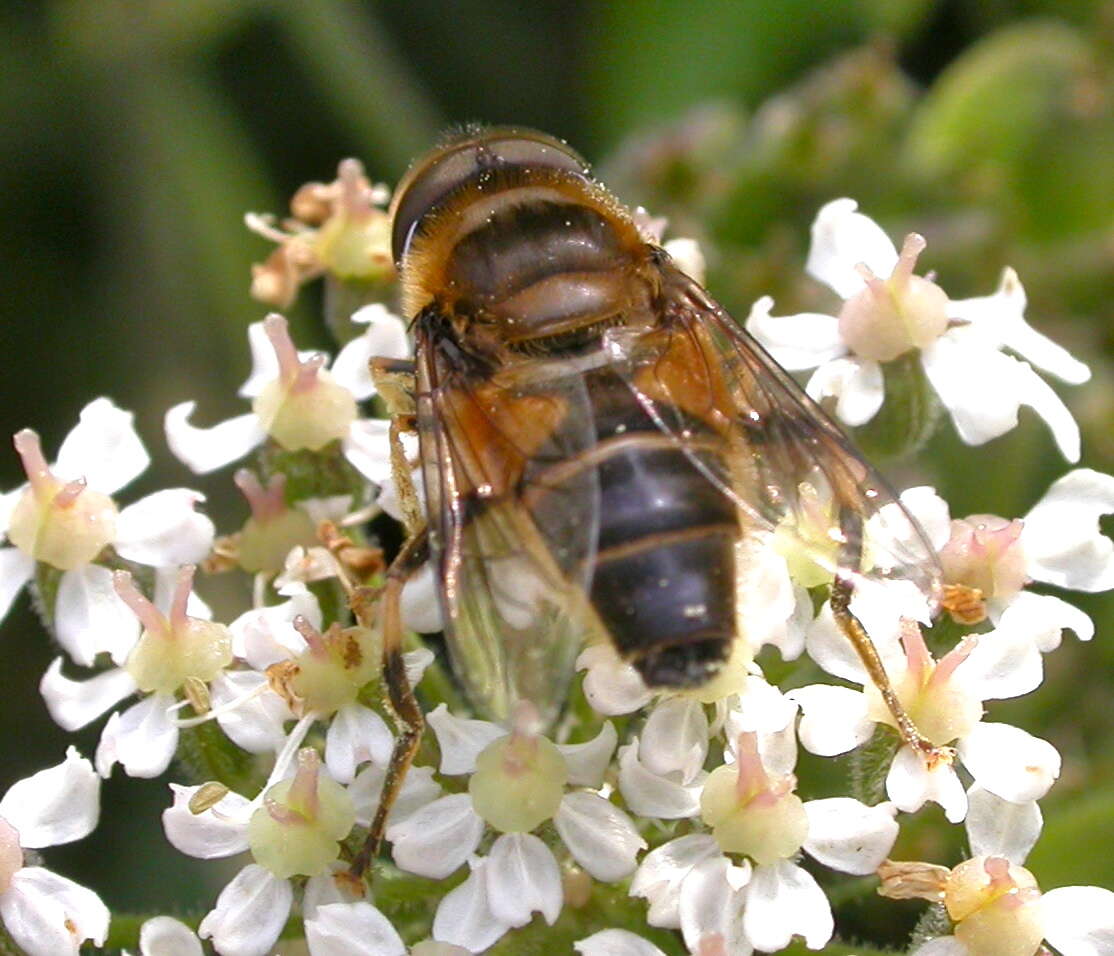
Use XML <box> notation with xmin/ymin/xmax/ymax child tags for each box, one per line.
<box><xmin>0</xmin><ymin>176</ymin><xmax>1111</xmax><ymax>956</ymax></box>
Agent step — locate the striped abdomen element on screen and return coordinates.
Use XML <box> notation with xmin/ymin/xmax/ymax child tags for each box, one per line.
<box><xmin>533</xmin><ymin>367</ymin><xmax>738</xmax><ymax>688</ymax></box>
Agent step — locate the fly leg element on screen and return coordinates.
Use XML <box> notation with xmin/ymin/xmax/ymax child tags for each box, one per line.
<box><xmin>372</xmin><ymin>357</ymin><xmax>423</xmax><ymax>537</ymax></box>
<box><xmin>347</xmin><ymin>357</ymin><xmax>430</xmax><ymax>877</ymax></box>
<box><xmin>830</xmin><ymin>510</ymin><xmax>946</xmax><ymax>765</ymax></box>
<box><xmin>349</xmin><ymin>526</ymin><xmax>429</xmax><ymax>877</ymax></box>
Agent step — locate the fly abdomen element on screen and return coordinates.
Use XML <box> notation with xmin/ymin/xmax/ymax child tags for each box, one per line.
<box><xmin>583</xmin><ymin>371</ymin><xmax>739</xmax><ymax>688</ymax></box>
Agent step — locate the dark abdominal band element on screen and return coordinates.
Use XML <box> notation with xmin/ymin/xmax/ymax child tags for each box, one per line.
<box><xmin>536</xmin><ymin>368</ymin><xmax>738</xmax><ymax>688</ymax></box>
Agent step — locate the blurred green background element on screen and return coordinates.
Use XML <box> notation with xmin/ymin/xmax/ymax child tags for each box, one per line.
<box><xmin>0</xmin><ymin>0</ymin><xmax>1112</xmax><ymax>950</ymax></box>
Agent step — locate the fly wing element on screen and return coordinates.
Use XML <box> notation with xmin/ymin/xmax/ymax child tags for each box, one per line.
<box><xmin>415</xmin><ymin>315</ymin><xmax>605</xmax><ymax>727</ymax></box>
<box><xmin>601</xmin><ymin>258</ymin><xmax>942</xmax><ymax>609</ymax></box>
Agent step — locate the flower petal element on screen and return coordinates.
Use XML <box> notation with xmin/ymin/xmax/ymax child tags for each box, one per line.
<box><xmin>342</xmin><ymin>418</ymin><xmax>393</xmax><ymax>484</ymax></box>
<box><xmin>162</xmin><ymin>783</ymin><xmax>252</xmax><ymax>858</ymax></box>
<box><xmin>1022</xmin><ymin>469</ymin><xmax>1114</xmax><ymax>592</ymax></box>
<box><xmin>629</xmin><ymin>833</ymin><xmax>721</xmax><ymax>928</ymax></box>
<box><xmin>744</xmin><ymin>296</ymin><xmax>845</xmax><ymax>371</ymax></box>
<box><xmin>678</xmin><ymin>857</ymin><xmax>751</xmax><ymax>956</ymax></box>
<box><xmin>958</xmin><ymin>722</ymin><xmax>1060</xmax><ymax>803</ymax></box>
<box><xmin>574</xmin><ymin>929</ymin><xmax>670</xmax><ymax>956</ymax></box>
<box><xmin>805</xmin><ymin>357</ymin><xmax>884</xmax><ymax>427</ymax></box>
<box><xmin>806</xmin><ymin>198</ymin><xmax>899</xmax><ymax>300</ymax></box>
<box><xmin>304</xmin><ymin>900</ymin><xmax>406</xmax><ymax>956</ymax></box>
<box><xmin>1</xmin><ymin>866</ymin><xmax>109</xmax><ymax>955</ymax></box>
<box><xmin>210</xmin><ymin>670</ymin><xmax>292</xmax><ymax>754</ymax></box>
<box><xmin>325</xmin><ymin>703</ymin><xmax>393</xmax><ymax>784</ymax></box>
<box><xmin>426</xmin><ymin>704</ymin><xmax>506</xmax><ymax>776</ymax></box>
<box><xmin>198</xmin><ymin>864</ymin><xmax>293</xmax><ymax>956</ymax></box>
<box><xmin>95</xmin><ymin>694</ymin><xmax>179</xmax><ymax>778</ymax></box>
<box><xmin>164</xmin><ymin>402</ymin><xmax>266</xmax><ymax>474</ymax></box>
<box><xmin>948</xmin><ymin>267</ymin><xmax>1090</xmax><ymax>385</ymax></box>
<box><xmin>964</xmin><ymin>785</ymin><xmax>1041</xmax><ymax>863</ymax></box>
<box><xmin>955</xmin><ymin>622</ymin><xmax>1044</xmax><ymax>701</ymax></box>
<box><xmin>139</xmin><ymin>916</ymin><xmax>203</xmax><ymax>956</ymax></box>
<box><xmin>921</xmin><ymin>334</ymin><xmax>1023</xmax><ymax>446</ymax></box>
<box><xmin>617</xmin><ymin>740</ymin><xmax>703</xmax><ymax>820</ymax></box>
<box><xmin>350</xmin><ymin>764</ymin><xmax>441</xmax><ymax>831</ymax></box>
<box><xmin>387</xmin><ymin>793</ymin><xmax>483</xmax><ymax>879</ymax></box>
<box><xmin>1040</xmin><ymin>886</ymin><xmax>1114</xmax><ymax>955</ymax></box>
<box><xmin>331</xmin><ymin>304</ymin><xmax>410</xmax><ymax>399</ymax></box>
<box><xmin>400</xmin><ymin>561</ymin><xmax>444</xmax><ymax>633</ymax></box>
<box><xmin>787</xmin><ymin>684</ymin><xmax>873</xmax><ymax>757</ymax></box>
<box><xmin>54</xmin><ymin>397</ymin><xmax>149</xmax><ymax>494</ymax></box>
<box><xmin>743</xmin><ymin>859</ymin><xmax>834</xmax><ymax>952</ymax></box>
<box><xmin>0</xmin><ymin>747</ymin><xmax>99</xmax><ymax>848</ymax></box>
<box><xmin>994</xmin><ymin>591</ymin><xmax>1093</xmax><ymax>649</ymax></box>
<box><xmin>803</xmin><ymin>798</ymin><xmax>898</xmax><ymax>874</ymax></box>
<box><xmin>432</xmin><ymin>857</ymin><xmax>513</xmax><ymax>953</ymax></box>
<box><xmin>554</xmin><ymin>792</ymin><xmax>645</xmax><ymax>882</ymax></box>
<box><xmin>578</xmin><ymin>644</ymin><xmax>653</xmax><ymax>716</ymax></box>
<box><xmin>228</xmin><ymin>591</ymin><xmax>320</xmax><ymax>668</ymax></box>
<box><xmin>887</xmin><ymin>745</ymin><xmax>967</xmax><ymax>822</ymax></box>
<box><xmin>640</xmin><ymin>697</ymin><xmax>709</xmax><ymax>782</ymax></box>
<box><xmin>0</xmin><ymin>547</ymin><xmax>33</xmax><ymax>623</ymax></box>
<box><xmin>486</xmin><ymin>832</ymin><xmax>563</xmax><ymax>927</ymax></box>
<box><xmin>115</xmin><ymin>489</ymin><xmax>215</xmax><ymax>566</ymax></box>
<box><xmin>557</xmin><ymin>721</ymin><xmax>618</xmax><ymax>788</ymax></box>
<box><xmin>54</xmin><ymin>565</ymin><xmax>140</xmax><ymax>666</ymax></box>
<box><xmin>40</xmin><ymin>658</ymin><xmax>137</xmax><ymax>732</ymax></box>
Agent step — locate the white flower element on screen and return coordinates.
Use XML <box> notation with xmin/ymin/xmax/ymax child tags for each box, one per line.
<box><xmin>41</xmin><ymin>567</ymin><xmax>232</xmax><ymax>780</ymax></box>
<box><xmin>0</xmin><ymin>398</ymin><xmax>213</xmax><ymax>665</ymax></box>
<box><xmin>389</xmin><ymin>705</ymin><xmax>643</xmax><ymax>949</ymax></box>
<box><xmin>891</xmin><ymin>787</ymin><xmax>1114</xmax><ymax>956</ymax></box>
<box><xmin>165</xmin><ymin>310</ymin><xmax>406</xmax><ymax>481</ymax></box>
<box><xmin>630</xmin><ymin>731</ymin><xmax>898</xmax><ymax>953</ymax></box>
<box><xmin>792</xmin><ymin>615</ymin><xmax>1060</xmax><ymax>822</ymax></box>
<box><xmin>225</xmin><ymin>592</ymin><xmax>432</xmax><ymax>783</ymax></box>
<box><xmin>133</xmin><ymin>916</ymin><xmax>203</xmax><ymax>956</ymax></box>
<box><xmin>893</xmin><ymin>473</ymin><xmax>1112</xmax><ymax>648</ymax></box>
<box><xmin>165</xmin><ymin>741</ymin><xmax>389</xmax><ymax>956</ymax></box>
<box><xmin>746</xmin><ymin>198</ymin><xmax>1088</xmax><ymax>459</ymax></box>
<box><xmin>0</xmin><ymin>749</ymin><xmax>109</xmax><ymax>956</ymax></box>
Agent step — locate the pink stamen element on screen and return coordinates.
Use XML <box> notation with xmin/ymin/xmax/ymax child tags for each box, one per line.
<box><xmin>113</xmin><ymin>571</ymin><xmax>166</xmax><ymax>635</ymax></box>
<box><xmin>263</xmin><ymin>313</ymin><xmax>302</xmax><ymax>385</ymax></box>
<box><xmin>899</xmin><ymin>619</ymin><xmax>933</xmax><ymax>685</ymax></box>
<box><xmin>13</xmin><ymin>429</ymin><xmax>53</xmax><ymax>497</ymax></box>
<box><xmin>53</xmin><ymin>477</ymin><xmax>87</xmax><ymax>509</ymax></box>
<box><xmin>337</xmin><ymin>158</ymin><xmax>367</xmax><ymax>216</ymax></box>
<box><xmin>169</xmin><ymin>565</ymin><xmax>196</xmax><ymax>630</ymax></box>
<box><xmin>286</xmin><ymin>747</ymin><xmax>321</xmax><ymax>819</ymax></box>
<box><xmin>234</xmin><ymin>470</ymin><xmax>287</xmax><ymax>522</ymax></box>
<box><xmin>264</xmin><ymin>794</ymin><xmax>308</xmax><ymax>827</ymax></box>
<box><xmin>734</xmin><ymin>732</ymin><xmax>769</xmax><ymax>803</ymax></box>
<box><xmin>893</xmin><ymin>233</ymin><xmax>927</xmax><ymax>284</ymax></box>
<box><xmin>292</xmin><ymin>616</ymin><xmax>327</xmax><ymax>657</ymax></box>
<box><xmin>932</xmin><ymin>635</ymin><xmax>978</xmax><ymax>687</ymax></box>
<box><xmin>290</xmin><ymin>353</ymin><xmax>326</xmax><ymax>394</ymax></box>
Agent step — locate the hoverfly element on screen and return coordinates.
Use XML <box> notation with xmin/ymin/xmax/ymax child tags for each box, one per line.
<box><xmin>358</xmin><ymin>127</ymin><xmax>941</xmax><ymax>865</ymax></box>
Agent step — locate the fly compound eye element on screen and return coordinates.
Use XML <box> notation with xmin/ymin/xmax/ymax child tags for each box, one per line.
<box><xmin>389</xmin><ymin>126</ymin><xmax>590</xmax><ymax>265</ymax></box>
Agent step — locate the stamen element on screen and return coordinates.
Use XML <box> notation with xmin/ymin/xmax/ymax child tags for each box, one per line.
<box><xmin>113</xmin><ymin>571</ymin><xmax>165</xmax><ymax>635</ymax></box>
<box><xmin>932</xmin><ymin>634</ymin><xmax>979</xmax><ymax>686</ymax></box>
<box><xmin>899</xmin><ymin>619</ymin><xmax>932</xmax><ymax>685</ymax></box>
<box><xmin>287</xmin><ymin>748</ymin><xmax>322</xmax><ymax>818</ymax></box>
<box><xmin>291</xmin><ymin>353</ymin><xmax>326</xmax><ymax>394</ymax></box>
<box><xmin>734</xmin><ymin>732</ymin><xmax>767</xmax><ymax>802</ymax></box>
<box><xmin>174</xmin><ymin>678</ymin><xmax>270</xmax><ymax>729</ymax></box>
<box><xmin>235</xmin><ymin>469</ymin><xmax>288</xmax><ymax>522</ymax></box>
<box><xmin>53</xmin><ymin>477</ymin><xmax>87</xmax><ymax>509</ymax></box>
<box><xmin>293</xmin><ymin>615</ymin><xmax>327</xmax><ymax>657</ymax></box>
<box><xmin>893</xmin><ymin>233</ymin><xmax>927</xmax><ymax>283</ymax></box>
<box><xmin>263</xmin><ymin>313</ymin><xmax>302</xmax><ymax>384</ymax></box>
<box><xmin>168</xmin><ymin>565</ymin><xmax>196</xmax><ymax>630</ymax></box>
<box><xmin>13</xmin><ymin>429</ymin><xmax>52</xmax><ymax>496</ymax></box>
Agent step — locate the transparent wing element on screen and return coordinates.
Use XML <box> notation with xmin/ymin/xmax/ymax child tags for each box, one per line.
<box><xmin>415</xmin><ymin>319</ymin><xmax>606</xmax><ymax>727</ymax></box>
<box><xmin>602</xmin><ymin>259</ymin><xmax>942</xmax><ymax>608</ymax></box>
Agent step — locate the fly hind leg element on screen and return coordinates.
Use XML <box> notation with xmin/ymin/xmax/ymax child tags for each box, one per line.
<box><xmin>350</xmin><ymin>528</ymin><xmax>429</xmax><ymax>877</ymax></box>
<box><xmin>830</xmin><ymin>509</ymin><xmax>948</xmax><ymax>766</ymax></box>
